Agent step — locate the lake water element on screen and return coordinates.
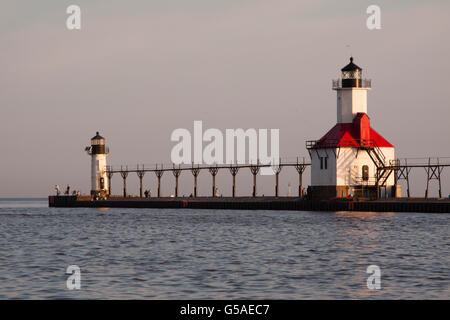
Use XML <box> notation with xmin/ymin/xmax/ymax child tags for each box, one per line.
<box><xmin>0</xmin><ymin>198</ymin><xmax>448</xmax><ymax>299</ymax></box>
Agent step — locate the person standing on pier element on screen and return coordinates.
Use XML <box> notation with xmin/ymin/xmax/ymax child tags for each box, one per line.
<box><xmin>55</xmin><ymin>185</ymin><xmax>61</xmax><ymax>196</ymax></box>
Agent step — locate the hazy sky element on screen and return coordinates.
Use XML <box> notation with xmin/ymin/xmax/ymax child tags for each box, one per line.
<box><xmin>1</xmin><ymin>0</ymin><xmax>449</xmax><ymax>197</ymax></box>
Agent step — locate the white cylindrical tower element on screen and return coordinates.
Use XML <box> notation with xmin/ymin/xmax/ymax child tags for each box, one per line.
<box><xmin>86</xmin><ymin>132</ymin><xmax>109</xmax><ymax>196</ymax></box>
<box><xmin>333</xmin><ymin>57</ymin><xmax>371</xmax><ymax>123</ymax></box>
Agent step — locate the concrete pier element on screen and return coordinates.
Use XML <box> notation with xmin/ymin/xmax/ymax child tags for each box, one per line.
<box><xmin>49</xmin><ymin>196</ymin><xmax>450</xmax><ymax>213</ymax></box>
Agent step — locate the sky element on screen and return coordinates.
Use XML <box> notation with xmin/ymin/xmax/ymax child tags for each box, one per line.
<box><xmin>0</xmin><ymin>0</ymin><xmax>449</xmax><ymax>197</ymax></box>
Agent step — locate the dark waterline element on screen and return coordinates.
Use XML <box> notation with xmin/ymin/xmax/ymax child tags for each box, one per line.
<box><xmin>0</xmin><ymin>199</ymin><xmax>448</xmax><ymax>299</ymax></box>
<box><xmin>0</xmin><ymin>197</ymin><xmax>47</xmax><ymax>201</ymax></box>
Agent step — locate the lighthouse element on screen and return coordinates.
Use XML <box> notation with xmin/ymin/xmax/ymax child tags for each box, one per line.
<box><xmin>307</xmin><ymin>57</ymin><xmax>398</xmax><ymax>200</ymax></box>
<box><xmin>85</xmin><ymin>132</ymin><xmax>109</xmax><ymax>197</ymax></box>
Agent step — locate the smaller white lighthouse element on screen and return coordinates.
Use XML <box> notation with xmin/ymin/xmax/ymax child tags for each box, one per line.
<box><xmin>85</xmin><ymin>132</ymin><xmax>109</xmax><ymax>196</ymax></box>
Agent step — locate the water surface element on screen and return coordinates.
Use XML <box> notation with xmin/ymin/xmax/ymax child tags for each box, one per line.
<box><xmin>0</xmin><ymin>198</ymin><xmax>448</xmax><ymax>299</ymax></box>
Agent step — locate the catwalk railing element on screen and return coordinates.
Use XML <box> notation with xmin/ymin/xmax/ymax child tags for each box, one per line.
<box><xmin>104</xmin><ymin>156</ymin><xmax>450</xmax><ymax>199</ymax></box>
<box><xmin>349</xmin><ymin>157</ymin><xmax>450</xmax><ymax>198</ymax></box>
<box><xmin>383</xmin><ymin>157</ymin><xmax>450</xmax><ymax>198</ymax></box>
<box><xmin>106</xmin><ymin>157</ymin><xmax>310</xmax><ymax>198</ymax></box>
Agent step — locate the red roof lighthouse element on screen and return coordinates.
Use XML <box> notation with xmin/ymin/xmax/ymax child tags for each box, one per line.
<box><xmin>306</xmin><ymin>58</ymin><xmax>396</xmax><ymax>200</ymax></box>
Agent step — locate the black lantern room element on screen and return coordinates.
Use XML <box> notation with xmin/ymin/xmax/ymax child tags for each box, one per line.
<box><xmin>341</xmin><ymin>57</ymin><xmax>362</xmax><ymax>88</ymax></box>
<box><xmin>90</xmin><ymin>131</ymin><xmax>106</xmax><ymax>154</ymax></box>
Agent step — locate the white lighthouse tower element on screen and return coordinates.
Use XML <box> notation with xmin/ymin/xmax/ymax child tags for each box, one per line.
<box><xmin>307</xmin><ymin>57</ymin><xmax>398</xmax><ymax>200</ymax></box>
<box><xmin>85</xmin><ymin>132</ymin><xmax>109</xmax><ymax>197</ymax></box>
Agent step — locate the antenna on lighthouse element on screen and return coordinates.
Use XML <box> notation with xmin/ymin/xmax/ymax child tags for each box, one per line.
<box><xmin>346</xmin><ymin>44</ymin><xmax>352</xmax><ymax>58</ymax></box>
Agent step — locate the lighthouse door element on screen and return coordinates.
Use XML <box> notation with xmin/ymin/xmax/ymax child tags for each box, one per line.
<box><xmin>100</xmin><ymin>177</ymin><xmax>105</xmax><ymax>189</ymax></box>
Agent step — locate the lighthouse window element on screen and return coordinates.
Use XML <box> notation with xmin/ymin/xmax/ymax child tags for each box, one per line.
<box><xmin>342</xmin><ymin>70</ymin><xmax>361</xmax><ymax>79</ymax></box>
<box><xmin>92</xmin><ymin>139</ymin><xmax>103</xmax><ymax>145</ymax></box>
<box><xmin>362</xmin><ymin>165</ymin><xmax>369</xmax><ymax>181</ymax></box>
<box><xmin>320</xmin><ymin>157</ymin><xmax>328</xmax><ymax>170</ymax></box>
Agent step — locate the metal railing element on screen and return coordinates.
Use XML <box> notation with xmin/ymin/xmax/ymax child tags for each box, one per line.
<box><xmin>352</xmin><ymin>176</ymin><xmax>377</xmax><ymax>186</ymax></box>
<box><xmin>106</xmin><ymin>156</ymin><xmax>310</xmax><ymax>174</ymax></box>
<box><xmin>306</xmin><ymin>138</ymin><xmax>377</xmax><ymax>149</ymax></box>
<box><xmin>332</xmin><ymin>78</ymin><xmax>371</xmax><ymax>89</ymax></box>
<box><xmin>388</xmin><ymin>157</ymin><xmax>450</xmax><ymax>168</ymax></box>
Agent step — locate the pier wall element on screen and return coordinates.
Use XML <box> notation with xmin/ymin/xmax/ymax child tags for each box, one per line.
<box><xmin>48</xmin><ymin>196</ymin><xmax>450</xmax><ymax>213</ymax></box>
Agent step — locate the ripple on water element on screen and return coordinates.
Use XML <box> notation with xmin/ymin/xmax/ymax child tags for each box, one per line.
<box><xmin>0</xmin><ymin>204</ymin><xmax>449</xmax><ymax>299</ymax></box>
